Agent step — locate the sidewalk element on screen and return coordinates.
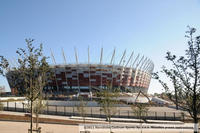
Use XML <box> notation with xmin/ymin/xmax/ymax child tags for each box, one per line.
<box><xmin>0</xmin><ymin>111</ymin><xmax>196</xmax><ymax>133</ymax></box>
<box><xmin>0</xmin><ymin>111</ymin><xmax>184</xmax><ymax>125</ymax></box>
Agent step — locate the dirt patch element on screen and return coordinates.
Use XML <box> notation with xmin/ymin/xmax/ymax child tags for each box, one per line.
<box><xmin>0</xmin><ymin>113</ymin><xmax>99</xmax><ymax>125</ymax></box>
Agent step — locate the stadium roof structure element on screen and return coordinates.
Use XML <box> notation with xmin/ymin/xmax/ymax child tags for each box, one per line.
<box><xmin>6</xmin><ymin>47</ymin><xmax>154</xmax><ymax>95</ymax></box>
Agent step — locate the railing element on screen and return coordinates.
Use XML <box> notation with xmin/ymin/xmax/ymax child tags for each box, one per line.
<box><xmin>2</xmin><ymin>101</ymin><xmax>184</xmax><ymax>121</ymax></box>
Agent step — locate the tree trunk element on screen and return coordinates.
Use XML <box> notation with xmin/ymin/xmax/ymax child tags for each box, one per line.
<box><xmin>36</xmin><ymin>113</ymin><xmax>38</xmax><ymax>130</ymax></box>
<box><xmin>30</xmin><ymin>100</ymin><xmax>33</xmax><ymax>133</ymax></box>
<box><xmin>109</xmin><ymin>117</ymin><xmax>112</xmax><ymax>133</ymax></box>
<box><xmin>174</xmin><ymin>87</ymin><xmax>178</xmax><ymax>110</ymax></box>
<box><xmin>194</xmin><ymin>118</ymin><xmax>199</xmax><ymax>133</ymax></box>
<box><xmin>173</xmin><ymin>79</ymin><xmax>179</xmax><ymax>110</ymax></box>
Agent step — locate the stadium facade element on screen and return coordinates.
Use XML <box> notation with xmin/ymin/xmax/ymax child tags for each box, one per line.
<box><xmin>6</xmin><ymin>48</ymin><xmax>154</xmax><ymax>95</ymax></box>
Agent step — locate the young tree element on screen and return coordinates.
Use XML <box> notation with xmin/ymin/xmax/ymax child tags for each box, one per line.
<box><xmin>76</xmin><ymin>96</ymin><xmax>87</xmax><ymax>123</ymax></box>
<box><xmin>33</xmin><ymin>95</ymin><xmax>46</xmax><ymax>130</ymax></box>
<box><xmin>154</xmin><ymin>26</ymin><xmax>200</xmax><ymax>133</ymax></box>
<box><xmin>0</xmin><ymin>57</ymin><xmax>9</xmax><ymax>111</ymax></box>
<box><xmin>97</xmin><ymin>87</ymin><xmax>119</xmax><ymax>122</ymax></box>
<box><xmin>131</xmin><ymin>103</ymin><xmax>149</xmax><ymax>122</ymax></box>
<box><xmin>97</xmin><ymin>85</ymin><xmax>119</xmax><ymax>133</ymax></box>
<box><xmin>0</xmin><ymin>39</ymin><xmax>50</xmax><ymax>133</ymax></box>
<box><xmin>0</xmin><ymin>56</ymin><xmax>9</xmax><ymax>76</ymax></box>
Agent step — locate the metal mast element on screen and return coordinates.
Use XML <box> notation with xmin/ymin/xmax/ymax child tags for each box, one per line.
<box><xmin>74</xmin><ymin>47</ymin><xmax>80</xmax><ymax>93</ymax></box>
<box><xmin>133</xmin><ymin>55</ymin><xmax>144</xmax><ymax>88</ymax></box>
<box><xmin>141</xmin><ymin>59</ymin><xmax>151</xmax><ymax>88</ymax></box>
<box><xmin>146</xmin><ymin>62</ymin><xmax>154</xmax><ymax>89</ymax></box>
<box><xmin>125</xmin><ymin>51</ymin><xmax>134</xmax><ymax>87</ymax></box>
<box><xmin>100</xmin><ymin>47</ymin><xmax>103</xmax><ymax>89</ymax></box>
<box><xmin>125</xmin><ymin>51</ymin><xmax>134</xmax><ymax>67</ymax></box>
<box><xmin>119</xmin><ymin>50</ymin><xmax>126</xmax><ymax>88</ymax></box>
<box><xmin>138</xmin><ymin>57</ymin><xmax>148</xmax><ymax>87</ymax></box>
<box><xmin>119</xmin><ymin>50</ymin><xmax>126</xmax><ymax>66</ymax></box>
<box><xmin>110</xmin><ymin>48</ymin><xmax>116</xmax><ymax>65</ymax></box>
<box><xmin>61</xmin><ymin>47</ymin><xmax>69</xmax><ymax>90</ymax></box>
<box><xmin>110</xmin><ymin>48</ymin><xmax>115</xmax><ymax>89</ymax></box>
<box><xmin>131</xmin><ymin>54</ymin><xmax>140</xmax><ymax>68</ymax></box>
<box><xmin>50</xmin><ymin>49</ymin><xmax>59</xmax><ymax>93</ymax></box>
<box><xmin>130</xmin><ymin>54</ymin><xmax>139</xmax><ymax>88</ymax></box>
<box><xmin>88</xmin><ymin>46</ymin><xmax>91</xmax><ymax>92</ymax></box>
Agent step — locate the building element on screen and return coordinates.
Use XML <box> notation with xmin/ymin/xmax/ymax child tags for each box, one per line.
<box><xmin>6</xmin><ymin>48</ymin><xmax>154</xmax><ymax>95</ymax></box>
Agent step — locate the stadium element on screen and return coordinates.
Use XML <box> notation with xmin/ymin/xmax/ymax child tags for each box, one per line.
<box><xmin>6</xmin><ymin>48</ymin><xmax>154</xmax><ymax>96</ymax></box>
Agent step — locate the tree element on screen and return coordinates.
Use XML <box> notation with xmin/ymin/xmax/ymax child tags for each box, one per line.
<box><xmin>131</xmin><ymin>103</ymin><xmax>149</xmax><ymax>122</ymax></box>
<box><xmin>97</xmin><ymin>85</ymin><xmax>119</xmax><ymax>133</ymax></box>
<box><xmin>132</xmin><ymin>91</ymin><xmax>150</xmax><ymax>123</ymax></box>
<box><xmin>131</xmin><ymin>103</ymin><xmax>149</xmax><ymax>133</ymax></box>
<box><xmin>0</xmin><ymin>39</ymin><xmax>50</xmax><ymax>133</ymax></box>
<box><xmin>76</xmin><ymin>96</ymin><xmax>87</xmax><ymax>123</ymax></box>
<box><xmin>0</xmin><ymin>86</ymin><xmax>5</xmax><ymax>111</ymax></box>
<box><xmin>153</xmin><ymin>26</ymin><xmax>200</xmax><ymax>133</ymax></box>
<box><xmin>33</xmin><ymin>95</ymin><xmax>46</xmax><ymax>130</ymax></box>
<box><xmin>0</xmin><ymin>56</ymin><xmax>9</xmax><ymax>76</ymax></box>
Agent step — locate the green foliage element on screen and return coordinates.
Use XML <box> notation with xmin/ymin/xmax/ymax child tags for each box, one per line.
<box><xmin>0</xmin><ymin>56</ymin><xmax>9</xmax><ymax>76</ymax></box>
<box><xmin>0</xmin><ymin>102</ymin><xmax>3</xmax><ymax>111</ymax></box>
<box><xmin>33</xmin><ymin>99</ymin><xmax>46</xmax><ymax>115</ymax></box>
<box><xmin>0</xmin><ymin>39</ymin><xmax>50</xmax><ymax>132</ymax></box>
<box><xmin>76</xmin><ymin>96</ymin><xmax>87</xmax><ymax>123</ymax></box>
<box><xmin>131</xmin><ymin>103</ymin><xmax>149</xmax><ymax>122</ymax></box>
<box><xmin>153</xmin><ymin>26</ymin><xmax>200</xmax><ymax>128</ymax></box>
<box><xmin>97</xmin><ymin>85</ymin><xmax>119</xmax><ymax>122</ymax></box>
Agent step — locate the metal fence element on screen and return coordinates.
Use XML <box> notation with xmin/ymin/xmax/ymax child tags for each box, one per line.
<box><xmin>2</xmin><ymin>101</ymin><xmax>184</xmax><ymax>121</ymax></box>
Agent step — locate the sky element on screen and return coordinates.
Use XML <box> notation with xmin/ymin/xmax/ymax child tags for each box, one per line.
<box><xmin>0</xmin><ymin>0</ymin><xmax>200</xmax><ymax>94</ymax></box>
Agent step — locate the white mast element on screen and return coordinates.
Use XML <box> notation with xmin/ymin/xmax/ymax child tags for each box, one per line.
<box><xmin>61</xmin><ymin>47</ymin><xmax>69</xmax><ymax>90</ymax></box>
<box><xmin>110</xmin><ymin>48</ymin><xmax>116</xmax><ymax>88</ymax></box>
<box><xmin>88</xmin><ymin>46</ymin><xmax>91</xmax><ymax>92</ymax></box>
<box><xmin>125</xmin><ymin>51</ymin><xmax>134</xmax><ymax>67</ymax></box>
<box><xmin>110</xmin><ymin>48</ymin><xmax>116</xmax><ymax>65</ymax></box>
<box><xmin>130</xmin><ymin>54</ymin><xmax>139</xmax><ymax>89</ymax></box>
<box><xmin>50</xmin><ymin>49</ymin><xmax>59</xmax><ymax>92</ymax></box>
<box><xmin>141</xmin><ymin>59</ymin><xmax>151</xmax><ymax>88</ymax></box>
<box><xmin>125</xmin><ymin>51</ymin><xmax>134</xmax><ymax>87</ymax></box>
<box><xmin>74</xmin><ymin>47</ymin><xmax>80</xmax><ymax>93</ymax></box>
<box><xmin>118</xmin><ymin>50</ymin><xmax>126</xmax><ymax>88</ymax></box>
<box><xmin>138</xmin><ymin>57</ymin><xmax>148</xmax><ymax>87</ymax></box>
<box><xmin>131</xmin><ymin>54</ymin><xmax>140</xmax><ymax>68</ymax></box>
<box><xmin>119</xmin><ymin>50</ymin><xmax>126</xmax><ymax>66</ymax></box>
<box><xmin>100</xmin><ymin>47</ymin><xmax>103</xmax><ymax>89</ymax></box>
<box><xmin>132</xmin><ymin>55</ymin><xmax>144</xmax><ymax>89</ymax></box>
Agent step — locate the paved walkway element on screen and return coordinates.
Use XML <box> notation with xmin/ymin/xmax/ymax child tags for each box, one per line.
<box><xmin>0</xmin><ymin>121</ymin><xmax>78</xmax><ymax>133</ymax></box>
<box><xmin>0</xmin><ymin>111</ymin><xmax>196</xmax><ymax>133</ymax></box>
<box><xmin>0</xmin><ymin>111</ymin><xmax>183</xmax><ymax>124</ymax></box>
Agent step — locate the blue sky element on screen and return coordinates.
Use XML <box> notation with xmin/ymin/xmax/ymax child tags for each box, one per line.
<box><xmin>0</xmin><ymin>0</ymin><xmax>200</xmax><ymax>94</ymax></box>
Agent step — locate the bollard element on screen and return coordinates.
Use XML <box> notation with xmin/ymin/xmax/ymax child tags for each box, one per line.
<box><xmin>64</xmin><ymin>106</ymin><xmax>66</xmax><ymax>115</ymax></box>
<box><xmin>73</xmin><ymin>106</ymin><xmax>74</xmax><ymax>116</ymax></box>
<box><xmin>55</xmin><ymin>105</ymin><xmax>57</xmax><ymax>115</ymax></box>
<box><xmin>182</xmin><ymin>113</ymin><xmax>185</xmax><ymax>122</ymax></box>
<box><xmin>47</xmin><ymin>105</ymin><xmax>49</xmax><ymax>114</ymax></box>
<box><xmin>23</xmin><ymin>103</ymin><xmax>24</xmax><ymax>112</ymax></box>
<box><xmin>7</xmin><ymin>101</ymin><xmax>9</xmax><ymax>111</ymax></box>
<box><xmin>15</xmin><ymin>102</ymin><xmax>16</xmax><ymax>111</ymax></box>
<box><xmin>164</xmin><ymin>112</ymin><xmax>166</xmax><ymax>120</ymax></box>
<box><xmin>145</xmin><ymin>112</ymin><xmax>148</xmax><ymax>120</ymax></box>
<box><xmin>128</xmin><ymin>110</ymin><xmax>129</xmax><ymax>118</ymax></box>
<box><xmin>173</xmin><ymin>112</ymin><xmax>175</xmax><ymax>121</ymax></box>
<box><xmin>155</xmin><ymin>112</ymin><xmax>157</xmax><ymax>120</ymax></box>
<box><xmin>91</xmin><ymin>108</ymin><xmax>93</xmax><ymax>117</ymax></box>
